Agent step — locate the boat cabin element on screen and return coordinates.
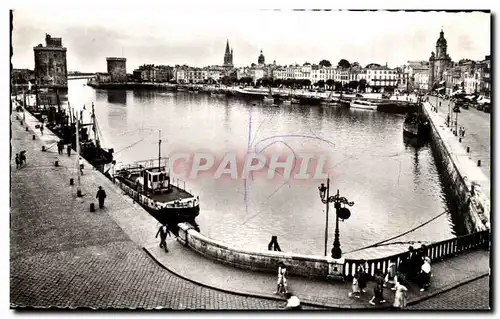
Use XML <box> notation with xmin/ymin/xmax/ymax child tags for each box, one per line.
<box><xmin>140</xmin><ymin>169</ymin><xmax>170</xmax><ymax>194</ymax></box>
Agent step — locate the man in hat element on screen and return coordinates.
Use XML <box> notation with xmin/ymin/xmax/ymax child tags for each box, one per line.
<box><xmin>156</xmin><ymin>225</ymin><xmax>169</xmax><ymax>253</ymax></box>
<box><xmin>96</xmin><ymin>186</ymin><xmax>107</xmax><ymax>209</ymax></box>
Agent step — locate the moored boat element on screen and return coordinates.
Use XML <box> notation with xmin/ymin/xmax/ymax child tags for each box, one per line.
<box><xmin>350</xmin><ymin>99</ymin><xmax>378</xmax><ymax>110</ymax></box>
<box><xmin>113</xmin><ymin>132</ymin><xmax>200</xmax><ymax>219</ymax></box>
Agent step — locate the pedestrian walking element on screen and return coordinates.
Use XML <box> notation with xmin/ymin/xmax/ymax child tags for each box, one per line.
<box><xmin>67</xmin><ymin>144</ymin><xmax>72</xmax><ymax>157</ymax></box>
<box><xmin>57</xmin><ymin>141</ymin><xmax>63</xmax><ymax>155</ymax></box>
<box><xmin>79</xmin><ymin>157</ymin><xmax>84</xmax><ymax>175</ymax></box>
<box><xmin>420</xmin><ymin>257</ymin><xmax>432</xmax><ymax>292</ymax></box>
<box><xmin>19</xmin><ymin>151</ymin><xmax>26</xmax><ymax>167</ymax></box>
<box><xmin>40</xmin><ymin>124</ymin><xmax>44</xmax><ymax>135</ymax></box>
<box><xmin>357</xmin><ymin>261</ymin><xmax>368</xmax><ymax>293</ymax></box>
<box><xmin>274</xmin><ymin>262</ymin><xmax>288</xmax><ymax>294</ymax></box>
<box><xmin>369</xmin><ymin>270</ymin><xmax>386</xmax><ymax>306</ymax></box>
<box><xmin>348</xmin><ymin>271</ymin><xmax>361</xmax><ymax>298</ymax></box>
<box><xmin>384</xmin><ymin>259</ymin><xmax>397</xmax><ymax>290</ymax></box>
<box><xmin>393</xmin><ymin>280</ymin><xmax>408</xmax><ymax>310</ymax></box>
<box><xmin>284</xmin><ymin>293</ymin><xmax>301</xmax><ymax>310</ymax></box>
<box><xmin>155</xmin><ymin>225</ymin><xmax>169</xmax><ymax>253</ymax></box>
<box><xmin>15</xmin><ymin>153</ymin><xmax>20</xmax><ymax>169</ymax></box>
<box><xmin>96</xmin><ymin>186</ymin><xmax>107</xmax><ymax>209</ymax></box>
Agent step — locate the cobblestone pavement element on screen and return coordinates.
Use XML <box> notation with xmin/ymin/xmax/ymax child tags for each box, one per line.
<box><xmin>408</xmin><ymin>276</ymin><xmax>491</xmax><ymax>310</ymax></box>
<box><xmin>9</xmin><ymin>113</ymin><xmax>287</xmax><ymax>310</ymax></box>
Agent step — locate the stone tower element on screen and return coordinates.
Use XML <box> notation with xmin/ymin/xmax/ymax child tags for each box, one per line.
<box><xmin>429</xmin><ymin>29</ymin><xmax>452</xmax><ymax>89</ymax></box>
<box><xmin>33</xmin><ymin>33</ymin><xmax>68</xmax><ymax>89</ymax></box>
<box><xmin>223</xmin><ymin>40</ymin><xmax>233</xmax><ymax>67</ymax></box>
<box><xmin>258</xmin><ymin>50</ymin><xmax>265</xmax><ymax>66</ymax></box>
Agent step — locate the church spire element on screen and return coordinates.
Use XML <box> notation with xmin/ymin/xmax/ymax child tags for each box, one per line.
<box><xmin>225</xmin><ymin>40</ymin><xmax>230</xmax><ymax>54</ymax></box>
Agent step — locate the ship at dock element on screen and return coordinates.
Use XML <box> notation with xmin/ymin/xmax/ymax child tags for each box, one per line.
<box><xmin>16</xmin><ymin>88</ymin><xmax>115</xmax><ymax>175</ymax></box>
<box><xmin>402</xmin><ymin>97</ymin><xmax>430</xmax><ymax>139</ymax></box>
<box><xmin>113</xmin><ymin>132</ymin><xmax>200</xmax><ymax>220</ymax></box>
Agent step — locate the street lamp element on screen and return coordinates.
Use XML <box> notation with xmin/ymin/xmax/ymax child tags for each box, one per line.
<box><xmin>318</xmin><ymin>178</ymin><xmax>354</xmax><ymax>259</ymax></box>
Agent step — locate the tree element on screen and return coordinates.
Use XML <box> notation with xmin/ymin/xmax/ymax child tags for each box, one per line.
<box><xmin>221</xmin><ymin>76</ymin><xmax>231</xmax><ymax>85</ymax></box>
<box><xmin>319</xmin><ymin>60</ymin><xmax>332</xmax><ymax>68</ymax></box>
<box><xmin>358</xmin><ymin>79</ymin><xmax>367</xmax><ymax>92</ymax></box>
<box><xmin>338</xmin><ymin>59</ymin><xmax>351</xmax><ymax>69</ymax></box>
<box><xmin>303</xmin><ymin>79</ymin><xmax>311</xmax><ymax>88</ymax></box>
<box><xmin>334</xmin><ymin>82</ymin><xmax>343</xmax><ymax>91</ymax></box>
<box><xmin>325</xmin><ymin>79</ymin><xmax>335</xmax><ymax>89</ymax></box>
<box><xmin>317</xmin><ymin>80</ymin><xmax>325</xmax><ymax>88</ymax></box>
<box><xmin>348</xmin><ymin>80</ymin><xmax>359</xmax><ymax>90</ymax></box>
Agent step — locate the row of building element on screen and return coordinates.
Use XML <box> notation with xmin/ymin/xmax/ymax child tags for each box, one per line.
<box><xmin>15</xmin><ymin>31</ymin><xmax>490</xmax><ymax>98</ymax></box>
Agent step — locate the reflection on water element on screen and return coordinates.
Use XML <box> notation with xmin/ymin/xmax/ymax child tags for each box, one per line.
<box><xmin>65</xmin><ymin>79</ymin><xmax>462</xmax><ymax>256</ymax></box>
<box><xmin>107</xmin><ymin>90</ymin><xmax>127</xmax><ymax>104</ymax></box>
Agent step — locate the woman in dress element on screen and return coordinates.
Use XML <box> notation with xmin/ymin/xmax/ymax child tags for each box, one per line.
<box><xmin>393</xmin><ymin>280</ymin><xmax>408</xmax><ymax>310</ymax></box>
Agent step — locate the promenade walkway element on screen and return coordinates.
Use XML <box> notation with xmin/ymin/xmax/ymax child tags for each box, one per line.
<box><xmin>428</xmin><ymin>96</ymin><xmax>491</xmax><ymax>194</ymax></box>
<box><xmin>423</xmin><ymin>98</ymin><xmax>490</xmax><ymax>228</ymax></box>
<box><xmin>11</xmin><ymin>108</ymin><xmax>491</xmax><ymax>310</ymax></box>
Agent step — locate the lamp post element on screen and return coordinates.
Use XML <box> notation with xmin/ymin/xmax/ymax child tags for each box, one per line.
<box><xmin>318</xmin><ymin>178</ymin><xmax>354</xmax><ymax>259</ymax></box>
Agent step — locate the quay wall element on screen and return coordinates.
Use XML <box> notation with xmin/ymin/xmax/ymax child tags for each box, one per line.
<box><xmin>176</xmin><ymin>223</ymin><xmax>334</xmax><ymax>278</ymax></box>
<box><xmin>422</xmin><ymin>102</ymin><xmax>489</xmax><ymax>233</ymax></box>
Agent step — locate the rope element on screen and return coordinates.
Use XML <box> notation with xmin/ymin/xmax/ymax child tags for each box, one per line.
<box><xmin>343</xmin><ymin>210</ymin><xmax>448</xmax><ymax>254</ymax></box>
<box><xmin>114</xmin><ymin>138</ymin><xmax>145</xmax><ymax>154</ymax></box>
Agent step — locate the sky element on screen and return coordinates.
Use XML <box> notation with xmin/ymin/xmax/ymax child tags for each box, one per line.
<box><xmin>11</xmin><ymin>8</ymin><xmax>491</xmax><ymax>73</ymax></box>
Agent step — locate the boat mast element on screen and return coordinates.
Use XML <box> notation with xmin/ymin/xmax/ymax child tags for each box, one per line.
<box><xmin>158</xmin><ymin>130</ymin><xmax>161</xmax><ymax>171</ymax></box>
<box><xmin>92</xmin><ymin>102</ymin><xmax>98</xmax><ymax>144</ymax></box>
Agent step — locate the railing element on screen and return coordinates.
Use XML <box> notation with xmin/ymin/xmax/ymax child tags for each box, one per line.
<box><xmin>343</xmin><ymin>230</ymin><xmax>490</xmax><ymax>278</ymax></box>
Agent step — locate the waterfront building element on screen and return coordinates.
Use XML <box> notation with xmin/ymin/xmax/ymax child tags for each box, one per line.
<box><xmin>106</xmin><ymin>57</ymin><xmax>127</xmax><ymax>83</ymax></box>
<box><xmin>414</xmin><ymin>70</ymin><xmax>430</xmax><ymax>91</ymax></box>
<box><xmin>258</xmin><ymin>50</ymin><xmax>265</xmax><ymax>66</ymax></box>
<box><xmin>95</xmin><ymin>72</ymin><xmax>112</xmax><ymax>83</ymax></box>
<box><xmin>174</xmin><ymin>68</ymin><xmax>186</xmax><ymax>84</ymax></box>
<box><xmin>429</xmin><ymin>29</ymin><xmax>453</xmax><ymax>89</ymax></box>
<box><xmin>223</xmin><ymin>40</ymin><xmax>234</xmax><ymax>68</ymax></box>
<box><xmin>33</xmin><ymin>33</ymin><xmax>68</xmax><ymax>89</ymax></box>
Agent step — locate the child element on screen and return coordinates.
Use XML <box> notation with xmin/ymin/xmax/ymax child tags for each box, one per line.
<box><xmin>274</xmin><ymin>262</ymin><xmax>288</xmax><ymax>294</ymax></box>
<box><xmin>348</xmin><ymin>272</ymin><xmax>361</xmax><ymax>298</ymax></box>
<box><xmin>369</xmin><ymin>270</ymin><xmax>386</xmax><ymax>305</ymax></box>
<box><xmin>393</xmin><ymin>280</ymin><xmax>408</xmax><ymax>310</ymax></box>
<box><xmin>384</xmin><ymin>260</ymin><xmax>397</xmax><ymax>290</ymax></box>
<box><xmin>420</xmin><ymin>257</ymin><xmax>432</xmax><ymax>292</ymax></box>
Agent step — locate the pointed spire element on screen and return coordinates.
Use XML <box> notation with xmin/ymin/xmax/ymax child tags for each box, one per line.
<box><xmin>225</xmin><ymin>40</ymin><xmax>230</xmax><ymax>54</ymax></box>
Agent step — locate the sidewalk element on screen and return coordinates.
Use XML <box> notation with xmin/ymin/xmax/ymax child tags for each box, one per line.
<box><xmin>423</xmin><ymin>99</ymin><xmax>490</xmax><ymax>227</ymax></box>
<box><xmin>145</xmin><ymin>237</ymin><xmax>490</xmax><ymax>309</ymax></box>
<box><xmin>428</xmin><ymin>96</ymin><xmax>491</xmax><ymax>196</ymax></box>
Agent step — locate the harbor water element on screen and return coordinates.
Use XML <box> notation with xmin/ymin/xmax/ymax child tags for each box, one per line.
<box><xmin>56</xmin><ymin>79</ymin><xmax>465</xmax><ymax>257</ymax></box>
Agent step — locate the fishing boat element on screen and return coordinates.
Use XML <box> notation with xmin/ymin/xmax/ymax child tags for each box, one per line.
<box><xmin>403</xmin><ymin>98</ymin><xmax>430</xmax><ymax>138</ymax></box>
<box><xmin>263</xmin><ymin>86</ymin><xmax>274</xmax><ymax>103</ymax></box>
<box><xmin>113</xmin><ymin>131</ymin><xmax>200</xmax><ymax>219</ymax></box>
<box><xmin>321</xmin><ymin>90</ymin><xmax>338</xmax><ymax>106</ymax></box>
<box><xmin>78</xmin><ymin>103</ymin><xmax>114</xmax><ymax>172</ymax></box>
<box><xmin>349</xmin><ymin>99</ymin><xmax>378</xmax><ymax>110</ymax></box>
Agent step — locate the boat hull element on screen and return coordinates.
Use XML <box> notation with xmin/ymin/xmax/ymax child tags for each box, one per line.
<box><xmin>114</xmin><ymin>178</ymin><xmax>200</xmax><ymax>220</ymax></box>
<box><xmin>350</xmin><ymin>102</ymin><xmax>378</xmax><ymax>110</ymax></box>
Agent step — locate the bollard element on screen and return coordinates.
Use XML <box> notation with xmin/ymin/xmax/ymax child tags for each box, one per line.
<box><xmin>90</xmin><ymin>203</ymin><xmax>95</xmax><ymax>212</ymax></box>
<box><xmin>54</xmin><ymin>161</ymin><xmax>59</xmax><ymax>167</ymax></box>
<box><xmin>70</xmin><ymin>178</ymin><xmax>74</xmax><ymax>185</ymax></box>
<box><xmin>41</xmin><ymin>146</ymin><xmax>46</xmax><ymax>152</ymax></box>
<box><xmin>478</xmin><ymin>160</ymin><xmax>481</xmax><ymax>167</ymax></box>
<box><xmin>77</xmin><ymin>190</ymin><xmax>83</xmax><ymax>197</ymax></box>
<box><xmin>25</xmin><ymin>127</ymin><xmax>28</xmax><ymax>132</ymax></box>
<box><xmin>459</xmin><ymin>138</ymin><xmax>462</xmax><ymax>143</ymax></box>
<box><xmin>32</xmin><ymin>135</ymin><xmax>35</xmax><ymax>140</ymax></box>
<box><xmin>467</xmin><ymin>147</ymin><xmax>470</xmax><ymax>153</ymax></box>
